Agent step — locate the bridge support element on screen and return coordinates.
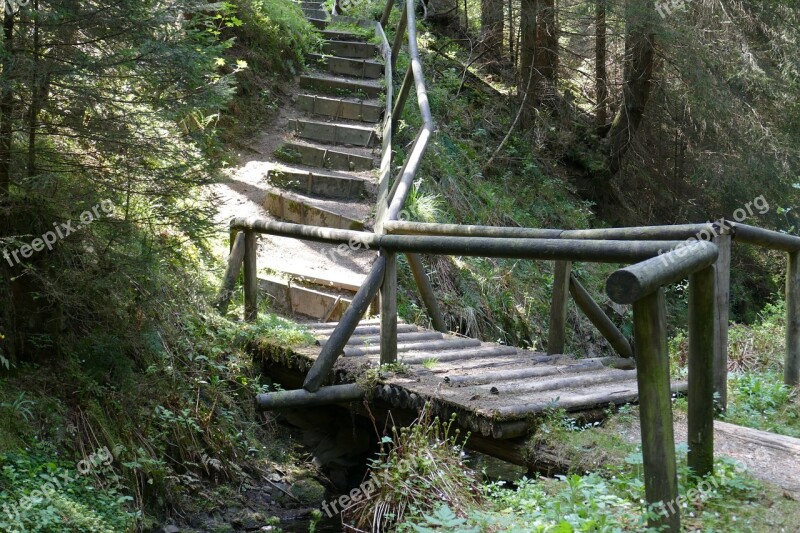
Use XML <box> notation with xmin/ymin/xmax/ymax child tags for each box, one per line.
<box><xmin>713</xmin><ymin>225</ymin><xmax>731</xmax><ymax>410</ymax></box>
<box><xmin>547</xmin><ymin>261</ymin><xmax>571</xmax><ymax>355</ymax></box>
<box><xmin>243</xmin><ymin>231</ymin><xmax>258</xmax><ymax>322</ymax></box>
<box><xmin>786</xmin><ymin>251</ymin><xmax>800</xmax><ymax>386</ymax></box>
<box><xmin>406</xmin><ymin>253</ymin><xmax>447</xmax><ymax>332</ymax></box>
<box><xmin>688</xmin><ymin>265</ymin><xmax>716</xmax><ymax>477</ymax></box>
<box><xmin>633</xmin><ymin>288</ymin><xmax>680</xmax><ymax>532</ymax></box>
<box><xmin>380</xmin><ymin>249</ymin><xmax>398</xmax><ymax>364</ymax></box>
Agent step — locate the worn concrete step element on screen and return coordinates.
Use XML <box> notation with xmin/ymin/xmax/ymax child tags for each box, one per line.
<box><xmin>308</xmin><ymin>53</ymin><xmax>383</xmax><ymax>80</ymax></box>
<box><xmin>260</xmin><ymin>272</ymin><xmax>378</xmax><ymax>321</ymax></box>
<box><xmin>261</xmin><ymin>276</ymin><xmax>352</xmax><ymax>321</ymax></box>
<box><xmin>265</xmin><ymin>189</ymin><xmax>364</xmax><ymax>230</ymax></box>
<box><xmin>322</xmin><ymin>40</ymin><xmax>380</xmax><ymax>59</ymax></box>
<box><xmin>320</xmin><ymin>29</ymin><xmax>370</xmax><ymax>42</ymax></box>
<box><xmin>308</xmin><ymin>17</ymin><xmax>328</xmax><ymax>29</ymax></box>
<box><xmin>291</xmin><ymin>118</ymin><xmax>378</xmax><ymax>147</ymax></box>
<box><xmin>275</xmin><ymin>142</ymin><xmax>374</xmax><ymax>172</ymax></box>
<box><xmin>266</xmin><ymin>166</ymin><xmax>370</xmax><ymax>200</ymax></box>
<box><xmin>303</xmin><ymin>7</ymin><xmax>327</xmax><ymax>19</ymax></box>
<box><xmin>299</xmin><ymin>73</ymin><xmax>383</xmax><ymax>98</ymax></box>
<box><xmin>297</xmin><ymin>93</ymin><xmax>382</xmax><ymax>123</ymax></box>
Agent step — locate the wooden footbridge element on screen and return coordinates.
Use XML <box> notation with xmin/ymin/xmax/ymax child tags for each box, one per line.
<box><xmin>217</xmin><ymin>1</ymin><xmax>800</xmax><ymax>531</ymax></box>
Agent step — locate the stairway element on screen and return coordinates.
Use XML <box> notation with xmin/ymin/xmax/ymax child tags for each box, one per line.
<box><xmin>255</xmin><ymin>0</ymin><xmax>386</xmax><ymax>320</ymax></box>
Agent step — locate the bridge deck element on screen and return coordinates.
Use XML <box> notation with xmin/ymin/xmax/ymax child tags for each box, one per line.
<box><xmin>258</xmin><ymin>319</ymin><xmax>686</xmax><ymax>439</ymax></box>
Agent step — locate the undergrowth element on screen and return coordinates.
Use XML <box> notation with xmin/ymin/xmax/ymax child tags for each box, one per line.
<box><xmin>402</xmin><ymin>408</ymin><xmax>792</xmax><ymax>532</ymax></box>
<box><xmin>344</xmin><ymin>406</ymin><xmax>482</xmax><ymax>531</ymax></box>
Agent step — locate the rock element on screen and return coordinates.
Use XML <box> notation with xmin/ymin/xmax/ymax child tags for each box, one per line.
<box><xmin>160</xmin><ymin>527</ymin><xmax>180</xmax><ymax>533</ymax></box>
<box><xmin>231</xmin><ymin>510</ymin><xmax>268</xmax><ymax>530</ymax></box>
<box><xmin>290</xmin><ymin>478</ymin><xmax>326</xmax><ymax>505</ymax></box>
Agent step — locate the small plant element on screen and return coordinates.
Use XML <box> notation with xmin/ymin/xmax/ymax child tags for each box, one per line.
<box><xmin>344</xmin><ymin>406</ymin><xmax>480</xmax><ymax>531</ymax></box>
<box><xmin>0</xmin><ymin>392</ymin><xmax>35</xmax><ymax>422</ymax></box>
<box><xmin>274</xmin><ymin>145</ymin><xmax>303</xmax><ymax>164</ymax></box>
<box><xmin>422</xmin><ymin>357</ymin><xmax>438</xmax><ymax>369</ymax></box>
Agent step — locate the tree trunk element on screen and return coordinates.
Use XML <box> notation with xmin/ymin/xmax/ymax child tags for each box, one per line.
<box><xmin>481</xmin><ymin>0</ymin><xmax>504</xmax><ymax>56</ymax></box>
<box><xmin>606</xmin><ymin>2</ymin><xmax>657</xmax><ymax>176</ymax></box>
<box><xmin>27</xmin><ymin>0</ymin><xmax>41</xmax><ymax>178</ymax></box>
<box><xmin>0</xmin><ymin>10</ymin><xmax>14</xmax><ymax>200</ymax></box>
<box><xmin>520</xmin><ymin>0</ymin><xmax>558</xmax><ymax>128</ymax></box>
<box><xmin>595</xmin><ymin>0</ymin><xmax>608</xmax><ymax>132</ymax></box>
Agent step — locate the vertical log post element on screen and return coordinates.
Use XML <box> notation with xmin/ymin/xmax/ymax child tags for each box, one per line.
<box><xmin>379</xmin><ymin>0</ymin><xmax>394</xmax><ymax>27</ymax></box>
<box><xmin>215</xmin><ymin>231</ymin><xmax>246</xmax><ymax>315</ymax></box>
<box><xmin>243</xmin><ymin>231</ymin><xmax>258</xmax><ymax>322</ymax></box>
<box><xmin>633</xmin><ymin>288</ymin><xmax>680</xmax><ymax>532</ymax></box>
<box><xmin>390</xmin><ymin>3</ymin><xmax>408</xmax><ymax>71</ymax></box>
<box><xmin>406</xmin><ymin>253</ymin><xmax>447</xmax><ymax>332</ymax></box>
<box><xmin>688</xmin><ymin>265</ymin><xmax>716</xmax><ymax>477</ymax></box>
<box><xmin>713</xmin><ymin>224</ymin><xmax>732</xmax><ymax>409</ymax></box>
<box><xmin>547</xmin><ymin>261</ymin><xmax>571</xmax><ymax>355</ymax></box>
<box><xmin>380</xmin><ymin>250</ymin><xmax>398</xmax><ymax>364</ymax></box>
<box><xmin>786</xmin><ymin>251</ymin><xmax>800</xmax><ymax>386</ymax></box>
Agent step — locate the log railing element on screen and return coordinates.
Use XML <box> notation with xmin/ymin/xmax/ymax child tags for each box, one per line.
<box><xmin>221</xmin><ymin>213</ymin><xmax>800</xmax><ymax>531</ymax></box>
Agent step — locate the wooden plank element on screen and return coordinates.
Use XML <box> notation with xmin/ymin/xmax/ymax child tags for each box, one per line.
<box><xmin>296</xmin><ymin>94</ymin><xmax>382</xmax><ymax>123</ymax></box>
<box><xmin>688</xmin><ymin>265</ymin><xmax>716</xmax><ymax>477</ymax></box>
<box><xmin>632</xmin><ymin>289</ymin><xmax>680</xmax><ymax>531</ymax></box>
<box><xmin>399</xmin><ymin>345</ymin><xmax>518</xmax><ymax>365</ymax></box>
<box><xmin>547</xmin><ymin>261</ymin><xmax>571</xmax><ymax>354</ymax></box>
<box><xmin>477</xmin><ymin>368</ymin><xmax>637</xmax><ymax>396</ymax></box>
<box><xmin>318</xmin><ymin>331</ymin><xmax>442</xmax><ymax>346</ymax></box>
<box><xmin>344</xmin><ymin>336</ymin><xmax>482</xmax><ymax>356</ymax></box>
<box><xmin>713</xmin><ymin>230</ymin><xmax>732</xmax><ymax>408</ymax></box>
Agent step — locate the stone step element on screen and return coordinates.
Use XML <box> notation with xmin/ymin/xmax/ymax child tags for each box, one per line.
<box><xmin>296</xmin><ymin>93</ymin><xmax>382</xmax><ymax>123</ymax></box>
<box><xmin>290</xmin><ymin>118</ymin><xmax>378</xmax><ymax>147</ymax></box>
<box><xmin>308</xmin><ymin>17</ymin><xmax>328</xmax><ymax>29</ymax></box>
<box><xmin>303</xmin><ymin>7</ymin><xmax>327</xmax><ymax>19</ymax></box>
<box><xmin>266</xmin><ymin>165</ymin><xmax>370</xmax><ymax>200</ymax></box>
<box><xmin>265</xmin><ymin>189</ymin><xmax>364</xmax><ymax>230</ymax></box>
<box><xmin>320</xmin><ymin>29</ymin><xmax>370</xmax><ymax>42</ymax></box>
<box><xmin>322</xmin><ymin>40</ymin><xmax>380</xmax><ymax>59</ymax></box>
<box><xmin>275</xmin><ymin>142</ymin><xmax>375</xmax><ymax>172</ymax></box>
<box><xmin>308</xmin><ymin>53</ymin><xmax>383</xmax><ymax>80</ymax></box>
<box><xmin>260</xmin><ymin>274</ymin><xmax>378</xmax><ymax>321</ymax></box>
<box><xmin>260</xmin><ymin>277</ymin><xmax>354</xmax><ymax>322</ymax></box>
<box><xmin>299</xmin><ymin>73</ymin><xmax>383</xmax><ymax>98</ymax></box>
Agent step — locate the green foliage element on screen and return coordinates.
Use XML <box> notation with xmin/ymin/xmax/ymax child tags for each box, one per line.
<box><xmin>345</xmin><ymin>406</ymin><xmax>481</xmax><ymax>531</ymax></box>
<box><xmin>402</xmin><ymin>423</ymin><xmax>770</xmax><ymax>532</ymax></box>
<box><xmin>0</xmin><ymin>449</ymin><xmax>136</xmax><ymax>532</ymax></box>
<box><xmin>724</xmin><ymin>371</ymin><xmax>799</xmax><ymax>438</ymax></box>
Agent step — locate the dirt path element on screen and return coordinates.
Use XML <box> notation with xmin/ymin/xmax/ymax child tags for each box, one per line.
<box><xmin>623</xmin><ymin>414</ymin><xmax>800</xmax><ymax>497</ymax></box>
